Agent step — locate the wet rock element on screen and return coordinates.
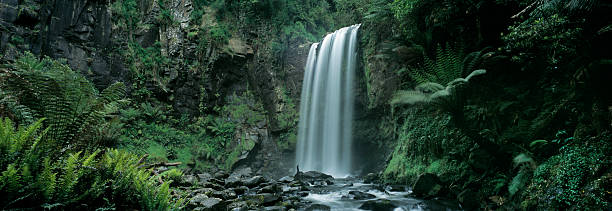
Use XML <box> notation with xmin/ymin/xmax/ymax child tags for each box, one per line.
<box><xmin>387</xmin><ymin>185</ymin><xmax>406</xmax><ymax>192</ymax></box>
<box><xmin>190</xmin><ymin>194</ymin><xmax>225</xmax><ymax>210</ymax></box>
<box><xmin>182</xmin><ymin>174</ymin><xmax>198</xmax><ymax>185</ymax></box>
<box><xmin>193</xmin><ymin>188</ymin><xmax>215</xmax><ymax>195</ymax></box>
<box><xmin>363</xmin><ymin>173</ymin><xmax>379</xmax><ymax>184</ymax></box>
<box><xmin>232</xmin><ymin>186</ymin><xmax>248</xmax><ymax>195</ymax></box>
<box><xmin>294</xmin><ymin>171</ymin><xmax>333</xmax><ymax>182</ymax></box>
<box><xmin>305</xmin><ymin>204</ymin><xmax>331</xmax><ymax>211</ymax></box>
<box><xmin>225</xmin><ymin>175</ymin><xmax>243</xmax><ymax>188</ymax></box>
<box><xmin>297</xmin><ymin>192</ymin><xmax>309</xmax><ymax>197</ymax></box>
<box><xmin>202</xmin><ymin>181</ymin><xmax>224</xmax><ymax>191</ymax></box>
<box><xmin>211</xmin><ymin>190</ymin><xmax>229</xmax><ymax>200</ymax></box>
<box><xmin>243</xmin><ymin>193</ymin><xmax>280</xmax><ymax>206</ymax></box>
<box><xmin>198</xmin><ymin>173</ymin><xmax>213</xmax><ymax>182</ymax></box>
<box><xmin>349</xmin><ymin>190</ymin><xmax>376</xmax><ymax>200</ymax></box>
<box><xmin>264</xmin><ymin>206</ymin><xmax>284</xmax><ymax>211</ymax></box>
<box><xmin>358</xmin><ymin>199</ymin><xmax>398</xmax><ymax>211</ymax></box>
<box><xmin>209</xmin><ymin>178</ymin><xmax>225</xmax><ymax>185</ymax></box>
<box><xmin>244</xmin><ymin>175</ymin><xmax>267</xmax><ymax>187</ymax></box>
<box><xmin>312</xmin><ymin>180</ymin><xmax>328</xmax><ymax>186</ymax></box>
<box><xmin>279</xmin><ymin>176</ymin><xmax>294</xmax><ymax>183</ymax></box>
<box><xmin>227</xmin><ymin>201</ymin><xmax>248</xmax><ymax>210</ymax></box>
<box><xmin>412</xmin><ymin>173</ymin><xmax>443</xmax><ymax>198</ymax></box>
<box><xmin>189</xmin><ymin>194</ymin><xmax>209</xmax><ymax>206</ymax></box>
<box><xmin>258</xmin><ymin>184</ymin><xmax>280</xmax><ymax>194</ymax></box>
<box><xmin>215</xmin><ymin>171</ymin><xmax>229</xmax><ymax>180</ymax></box>
<box><xmin>282</xmin><ymin>185</ymin><xmax>300</xmax><ymax>193</ymax></box>
<box><xmin>224</xmin><ymin>190</ymin><xmax>237</xmax><ymax>199</ymax></box>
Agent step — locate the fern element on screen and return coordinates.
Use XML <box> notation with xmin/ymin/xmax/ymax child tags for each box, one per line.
<box><xmin>409</xmin><ymin>45</ymin><xmax>465</xmax><ymax>85</ymax></box>
<box><xmin>1</xmin><ymin>52</ymin><xmax>126</xmax><ymax>150</ymax></box>
<box><xmin>391</xmin><ymin>69</ymin><xmax>486</xmax><ymax>106</ymax></box>
<box><xmin>0</xmin><ymin>118</ymin><xmax>180</xmax><ymax>209</ymax></box>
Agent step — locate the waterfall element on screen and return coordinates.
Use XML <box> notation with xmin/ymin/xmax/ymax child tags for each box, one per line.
<box><xmin>296</xmin><ymin>24</ymin><xmax>360</xmax><ymax>178</ymax></box>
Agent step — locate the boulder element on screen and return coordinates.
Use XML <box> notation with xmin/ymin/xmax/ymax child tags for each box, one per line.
<box><xmin>294</xmin><ymin>171</ymin><xmax>333</xmax><ymax>183</ymax></box>
<box><xmin>411</xmin><ymin>173</ymin><xmax>443</xmax><ymax>198</ymax></box>
<box><xmin>232</xmin><ymin>186</ymin><xmax>248</xmax><ymax>195</ymax></box>
<box><xmin>230</xmin><ymin>167</ymin><xmax>253</xmax><ymax>179</ymax></box>
<box><xmin>263</xmin><ymin>206</ymin><xmax>284</xmax><ymax>211</ymax></box>
<box><xmin>243</xmin><ymin>193</ymin><xmax>280</xmax><ymax>206</ymax></box>
<box><xmin>348</xmin><ymin>191</ymin><xmax>376</xmax><ymax>200</ymax></box>
<box><xmin>305</xmin><ymin>204</ymin><xmax>331</xmax><ymax>211</ymax></box>
<box><xmin>189</xmin><ymin>194</ymin><xmax>208</xmax><ymax>207</ymax></box>
<box><xmin>258</xmin><ymin>184</ymin><xmax>280</xmax><ymax>194</ymax></box>
<box><xmin>279</xmin><ymin>176</ymin><xmax>294</xmax><ymax>183</ymax></box>
<box><xmin>225</xmin><ymin>176</ymin><xmax>243</xmax><ymax>188</ymax></box>
<box><xmin>244</xmin><ymin>175</ymin><xmax>267</xmax><ymax>187</ymax></box>
<box><xmin>190</xmin><ymin>194</ymin><xmax>225</xmax><ymax>210</ymax></box>
<box><xmin>198</xmin><ymin>173</ymin><xmax>213</xmax><ymax>182</ymax></box>
<box><xmin>203</xmin><ymin>181</ymin><xmax>224</xmax><ymax>191</ymax></box>
<box><xmin>363</xmin><ymin>173</ymin><xmax>379</xmax><ymax>184</ymax></box>
<box><xmin>227</xmin><ymin>201</ymin><xmax>248</xmax><ymax>210</ymax></box>
<box><xmin>182</xmin><ymin>174</ymin><xmax>198</xmax><ymax>185</ymax></box>
<box><xmin>358</xmin><ymin>199</ymin><xmax>398</xmax><ymax>211</ymax></box>
<box><xmin>387</xmin><ymin>185</ymin><xmax>406</xmax><ymax>192</ymax></box>
<box><xmin>214</xmin><ymin>171</ymin><xmax>229</xmax><ymax>180</ymax></box>
<box><xmin>193</xmin><ymin>188</ymin><xmax>215</xmax><ymax>195</ymax></box>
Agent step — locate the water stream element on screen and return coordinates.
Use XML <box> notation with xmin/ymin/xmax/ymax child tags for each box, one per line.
<box><xmin>302</xmin><ymin>178</ymin><xmax>462</xmax><ymax>211</ymax></box>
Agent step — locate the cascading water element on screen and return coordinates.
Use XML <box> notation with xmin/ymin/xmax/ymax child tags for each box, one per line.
<box><xmin>296</xmin><ymin>24</ymin><xmax>360</xmax><ymax>178</ymax></box>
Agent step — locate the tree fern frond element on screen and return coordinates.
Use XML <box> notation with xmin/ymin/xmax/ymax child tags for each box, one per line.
<box><xmin>390</xmin><ymin>90</ymin><xmax>431</xmax><ymax>105</ymax></box>
<box><xmin>2</xmin><ymin>52</ymin><xmax>127</xmax><ymax>151</ymax></box>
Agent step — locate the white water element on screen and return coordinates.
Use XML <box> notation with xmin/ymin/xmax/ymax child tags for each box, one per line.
<box><xmin>296</xmin><ymin>24</ymin><xmax>360</xmax><ymax>177</ymax></box>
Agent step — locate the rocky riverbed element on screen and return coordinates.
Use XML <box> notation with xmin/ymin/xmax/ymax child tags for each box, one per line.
<box><xmin>174</xmin><ymin>168</ymin><xmax>462</xmax><ymax>210</ymax></box>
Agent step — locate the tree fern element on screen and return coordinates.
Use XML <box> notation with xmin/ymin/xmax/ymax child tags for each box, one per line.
<box><xmin>391</xmin><ymin>69</ymin><xmax>486</xmax><ymax>106</ymax></box>
<box><xmin>408</xmin><ymin>45</ymin><xmax>465</xmax><ymax>85</ymax></box>
<box><xmin>1</xmin><ymin>52</ymin><xmax>126</xmax><ymax>151</ymax></box>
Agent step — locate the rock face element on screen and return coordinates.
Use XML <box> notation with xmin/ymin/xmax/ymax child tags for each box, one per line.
<box><xmin>0</xmin><ymin>0</ymin><xmax>122</xmax><ymax>90</ymax></box>
<box><xmin>411</xmin><ymin>173</ymin><xmax>443</xmax><ymax>198</ymax></box>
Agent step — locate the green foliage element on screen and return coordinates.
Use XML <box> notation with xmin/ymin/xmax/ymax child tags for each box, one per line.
<box><xmin>157</xmin><ymin>0</ymin><xmax>175</xmax><ymax>27</ymax></box>
<box><xmin>0</xmin><ymin>90</ymin><xmax>34</xmax><ymax>125</ymax></box>
<box><xmin>208</xmin><ymin>23</ymin><xmax>231</xmax><ymax>45</ymax></box>
<box><xmin>383</xmin><ymin>108</ymin><xmax>470</xmax><ymax>184</ymax></box>
<box><xmin>522</xmin><ymin>135</ymin><xmax>610</xmax><ymax>209</ymax></box>
<box><xmin>221</xmin><ymin>91</ymin><xmax>266</xmax><ymax>126</ymax></box>
<box><xmin>111</xmin><ymin>0</ymin><xmax>140</xmax><ymax>41</ymax></box>
<box><xmin>1</xmin><ymin>52</ymin><xmax>126</xmax><ymax>150</ymax></box>
<box><xmin>118</xmin><ymin>89</ymin><xmax>265</xmax><ymax>171</ymax></box>
<box><xmin>406</xmin><ymin>45</ymin><xmax>466</xmax><ymax>85</ymax></box>
<box><xmin>503</xmin><ymin>13</ymin><xmax>582</xmax><ymax>64</ymax></box>
<box><xmin>124</xmin><ymin>42</ymin><xmax>172</xmax><ymax>95</ymax></box>
<box><xmin>391</xmin><ymin>69</ymin><xmax>486</xmax><ymax>106</ymax></box>
<box><xmin>0</xmin><ymin>118</ymin><xmax>180</xmax><ymax>210</ymax></box>
<box><xmin>102</xmin><ymin>149</ymin><xmax>181</xmax><ymax>210</ymax></box>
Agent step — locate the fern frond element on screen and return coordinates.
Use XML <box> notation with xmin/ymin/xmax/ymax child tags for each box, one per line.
<box><xmin>391</xmin><ymin>90</ymin><xmax>431</xmax><ymax>105</ymax></box>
